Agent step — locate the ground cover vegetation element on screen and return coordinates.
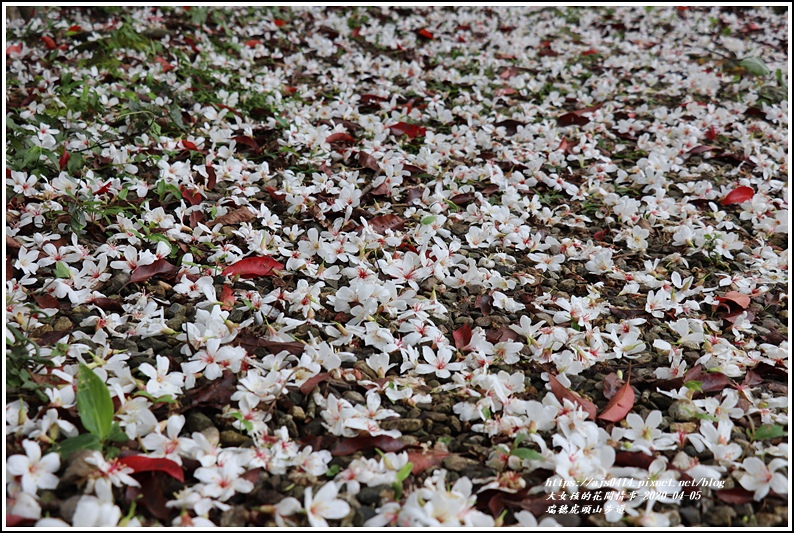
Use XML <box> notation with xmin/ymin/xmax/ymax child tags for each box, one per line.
<box><xmin>4</xmin><ymin>5</ymin><xmax>789</xmax><ymax>528</ymax></box>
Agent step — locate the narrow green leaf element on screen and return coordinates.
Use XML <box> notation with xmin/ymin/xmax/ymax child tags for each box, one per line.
<box><xmin>684</xmin><ymin>380</ymin><xmax>703</xmax><ymax>392</ymax></box>
<box><xmin>396</xmin><ymin>462</ymin><xmax>413</xmax><ymax>483</ymax></box>
<box><xmin>421</xmin><ymin>215</ymin><xmax>436</xmax><ymax>225</ymax></box>
<box><xmin>752</xmin><ymin>424</ymin><xmax>787</xmax><ymax>441</ymax></box>
<box><xmin>53</xmin><ymin>261</ymin><xmax>72</xmax><ymax>279</ymax></box>
<box><xmin>325</xmin><ymin>464</ymin><xmax>342</xmax><ymax>477</ymax></box>
<box><xmin>57</xmin><ymin>433</ymin><xmax>102</xmax><ymax>458</ymax></box>
<box><xmin>510</xmin><ymin>448</ymin><xmax>543</xmax><ymax>461</ymax></box>
<box><xmin>513</xmin><ymin>432</ymin><xmax>528</xmax><ymax>448</ymax></box>
<box><xmin>740</xmin><ymin>57</ymin><xmax>771</xmax><ymax>77</ymax></box>
<box><xmin>77</xmin><ymin>363</ymin><xmax>115</xmax><ymax>441</ymax></box>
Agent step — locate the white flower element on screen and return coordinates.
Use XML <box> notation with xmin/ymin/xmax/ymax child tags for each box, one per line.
<box><xmin>738</xmin><ymin>457</ymin><xmax>787</xmax><ymax>501</ymax></box>
<box><xmin>6</xmin><ymin>440</ymin><xmax>60</xmax><ymax>496</ymax></box>
<box><xmin>139</xmin><ymin>355</ymin><xmax>185</xmax><ymax>397</ymax></box>
<box><xmin>305</xmin><ymin>481</ymin><xmax>351</xmax><ymax>527</ymax></box>
<box><xmin>84</xmin><ymin>451</ymin><xmax>141</xmax><ymax>502</ymax></box>
<box><xmin>14</xmin><ymin>247</ymin><xmax>40</xmax><ymax>276</ymax></box>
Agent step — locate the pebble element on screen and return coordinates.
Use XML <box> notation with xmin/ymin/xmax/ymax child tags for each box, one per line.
<box><xmin>704</xmin><ymin>506</ymin><xmax>735</xmax><ymax>526</ymax></box>
<box><xmin>475</xmin><ymin>317</ymin><xmax>491</xmax><ymax>327</ymax></box>
<box><xmin>166</xmin><ymin>303</ymin><xmax>187</xmax><ymax>319</ymax></box>
<box><xmin>380</xmin><ymin>418</ymin><xmax>423</xmax><ymax>432</ymax></box>
<box><xmin>424</xmin><ymin>412</ymin><xmax>448</xmax><ymax>422</ymax></box>
<box><xmin>186</xmin><ymin>411</ymin><xmax>214</xmax><ymax>433</ymax></box>
<box><xmin>669</xmin><ymin>399</ymin><xmax>698</xmax><ymax>422</ymax></box>
<box><xmin>290</xmin><ymin>406</ymin><xmax>306</xmax><ymax>421</ymax></box>
<box><xmin>357</xmin><ymin>485</ymin><xmax>389</xmax><ymax>505</ymax></box>
<box><xmin>442</xmin><ymin>454</ymin><xmax>479</xmax><ymax>472</ymax></box>
<box><xmin>679</xmin><ymin>506</ymin><xmax>701</xmax><ymax>525</ymax></box>
<box><xmin>343</xmin><ymin>391</ymin><xmax>366</xmax><ymax>404</ymax></box>
<box><xmin>755</xmin><ymin>512</ymin><xmax>782</xmax><ymax>527</ymax></box>
<box><xmin>220</xmin><ymin>430</ymin><xmax>252</xmax><ymax>447</ymax></box>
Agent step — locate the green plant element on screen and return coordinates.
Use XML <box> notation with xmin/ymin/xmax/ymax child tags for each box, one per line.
<box><xmin>6</xmin><ymin>324</ymin><xmax>55</xmax><ymax>403</ymax></box>
<box><xmin>510</xmin><ymin>432</ymin><xmax>544</xmax><ymax>461</ymax></box>
<box><xmin>55</xmin><ymin>363</ymin><xmax>128</xmax><ymax>458</ymax></box>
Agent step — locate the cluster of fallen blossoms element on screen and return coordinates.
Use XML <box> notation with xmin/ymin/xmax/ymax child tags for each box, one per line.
<box><xmin>5</xmin><ymin>5</ymin><xmax>788</xmax><ymax>528</ymax></box>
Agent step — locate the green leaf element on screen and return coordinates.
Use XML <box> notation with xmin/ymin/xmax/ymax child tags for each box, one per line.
<box><xmin>325</xmin><ymin>464</ymin><xmax>342</xmax><ymax>477</ymax></box>
<box><xmin>684</xmin><ymin>380</ymin><xmax>703</xmax><ymax>392</ymax></box>
<box><xmin>421</xmin><ymin>215</ymin><xmax>436</xmax><ymax>225</ymax></box>
<box><xmin>510</xmin><ymin>448</ymin><xmax>543</xmax><ymax>461</ymax></box>
<box><xmin>108</xmin><ymin>422</ymin><xmax>129</xmax><ymax>442</ymax></box>
<box><xmin>396</xmin><ymin>462</ymin><xmax>413</xmax><ymax>483</ymax></box>
<box><xmin>57</xmin><ymin>433</ymin><xmax>102</xmax><ymax>458</ymax></box>
<box><xmin>740</xmin><ymin>57</ymin><xmax>771</xmax><ymax>77</ymax></box>
<box><xmin>77</xmin><ymin>363</ymin><xmax>115</xmax><ymax>441</ymax></box>
<box><xmin>513</xmin><ymin>432</ymin><xmax>528</xmax><ymax>448</ymax></box>
<box><xmin>752</xmin><ymin>424</ymin><xmax>787</xmax><ymax>441</ymax></box>
<box><xmin>132</xmin><ymin>390</ymin><xmax>176</xmax><ymax>404</ymax></box>
<box><xmin>228</xmin><ymin>411</ymin><xmax>254</xmax><ymax>432</ymax></box>
<box><xmin>53</xmin><ymin>261</ymin><xmax>72</xmax><ymax>279</ymax></box>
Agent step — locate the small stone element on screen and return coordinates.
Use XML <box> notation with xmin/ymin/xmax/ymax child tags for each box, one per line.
<box><xmin>669</xmin><ymin>422</ymin><xmax>698</xmax><ymax>434</ymax></box>
<box><xmin>755</xmin><ymin>512</ymin><xmax>782</xmax><ymax>527</ymax></box>
<box><xmin>424</xmin><ymin>412</ymin><xmax>447</xmax><ymax>422</ymax></box>
<box><xmin>442</xmin><ymin>454</ymin><xmax>479</xmax><ymax>472</ymax></box>
<box><xmin>220</xmin><ymin>505</ymin><xmax>248</xmax><ymax>527</ymax></box>
<box><xmin>380</xmin><ymin>419</ymin><xmax>423</xmax><ymax>432</ymax></box>
<box><xmin>559</xmin><ymin>279</ymin><xmax>576</xmax><ymax>292</ymax></box>
<box><xmin>475</xmin><ymin>317</ymin><xmax>491</xmax><ymax>327</ymax></box>
<box><xmin>185</xmin><ymin>411</ymin><xmax>214</xmax><ymax>433</ymax></box>
<box><xmin>53</xmin><ymin>317</ymin><xmax>73</xmax><ymax>331</ymax></box>
<box><xmin>679</xmin><ymin>506</ymin><xmax>701</xmax><ymax>526</ymax></box>
<box><xmin>290</xmin><ymin>406</ymin><xmax>306</xmax><ymax>421</ymax></box>
<box><xmin>166</xmin><ymin>303</ymin><xmax>187</xmax><ymax>319</ymax></box>
<box><xmin>357</xmin><ymin>484</ymin><xmax>390</xmax><ymax>505</ymax></box>
<box><xmin>669</xmin><ymin>399</ymin><xmax>699</xmax><ymax>422</ymax></box>
<box><xmin>343</xmin><ymin>391</ymin><xmax>366</xmax><ymax>404</ymax></box>
<box><xmin>220</xmin><ymin>430</ymin><xmax>252</xmax><ymax>447</ymax></box>
<box><xmin>704</xmin><ymin>506</ymin><xmax>736</xmax><ymax>527</ymax></box>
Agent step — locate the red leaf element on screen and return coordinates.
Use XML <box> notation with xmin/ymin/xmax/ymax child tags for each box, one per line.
<box><xmin>210</xmin><ymin>207</ymin><xmax>255</xmax><ymax>226</ymax></box>
<box><xmin>417</xmin><ymin>28</ymin><xmax>434</xmax><ymax>40</ymax></box>
<box><xmin>557</xmin><ymin>112</ymin><xmax>590</xmax><ymax>127</ymax></box>
<box><xmin>274</xmin><ymin>18</ymin><xmax>286</xmax><ymax>27</ymax></box>
<box><xmin>245</xmin><ymin>39</ymin><xmax>262</xmax><ymax>47</ymax></box>
<box><xmin>598</xmin><ymin>374</ymin><xmax>635</xmax><ymax>423</ymax></box>
<box><xmin>34</xmin><ymin>294</ymin><xmax>61</xmax><ymax>309</ymax></box>
<box><xmin>6</xmin><ymin>43</ymin><xmax>23</xmax><ymax>55</ymax></box>
<box><xmin>368</xmin><ymin>214</ymin><xmax>406</xmax><ymax>234</ymax></box>
<box><xmin>721</xmin><ymin>186</ymin><xmax>754</xmax><ymax>206</ymax></box>
<box><xmin>705</xmin><ymin>126</ymin><xmax>718</xmax><ymax>141</ymax></box>
<box><xmin>59</xmin><ymin>151</ymin><xmax>70</xmax><ymax>170</ymax></box>
<box><xmin>300</xmin><ymin>373</ymin><xmax>330</xmax><ymax>395</ymax></box>
<box><xmin>184</xmin><ymin>371</ymin><xmax>236</xmax><ymax>410</ymax></box>
<box><xmin>325</xmin><ymin>132</ymin><xmax>355</xmax><ymax>144</ymax></box>
<box><xmin>232</xmin><ymin>135</ymin><xmax>259</xmax><ymax>150</ymax></box>
<box><xmin>41</xmin><ymin>36</ymin><xmax>57</xmax><ymax>50</ymax></box>
<box><xmin>389</xmin><ymin>122</ymin><xmax>427</xmax><ymax>139</ymax></box>
<box><xmin>69</xmin><ymin>25</ymin><xmax>83</xmax><ymax>32</ymax></box>
<box><xmin>614</xmin><ymin>451</ymin><xmax>655</xmax><ymax>469</ymax></box>
<box><xmin>205</xmin><ymin>164</ymin><xmax>216</xmax><ymax>191</ymax></box>
<box><xmin>179</xmin><ymin>185</ymin><xmax>202</xmax><ymax>206</ymax></box>
<box><xmin>603</xmin><ymin>372</ymin><xmax>625</xmax><ymax>400</ymax></box>
<box><xmin>235</xmin><ymin>332</ymin><xmax>305</xmax><ymax>356</ymax></box>
<box><xmin>742</xmin><ymin>369</ymin><xmax>763</xmax><ymax>388</ymax></box>
<box><xmin>407</xmin><ymin>448</ymin><xmax>449</xmax><ymax>475</ymax></box>
<box><xmin>331</xmin><ymin>435</ymin><xmax>406</xmax><ymax>456</ymax></box>
<box><xmin>485</xmin><ymin>326</ymin><xmax>518</xmax><ymax>344</ymax></box>
<box><xmin>125</xmin><ymin>472</ymin><xmax>170</xmax><ymax>521</ymax></box>
<box><xmin>581</xmin><ymin>48</ymin><xmax>599</xmax><ymax>56</ymax></box>
<box><xmin>220</xmin><ymin>285</ymin><xmax>235</xmax><ymax>311</ymax></box>
<box><xmin>714</xmin><ymin>487</ymin><xmax>755</xmax><ymax>505</ymax></box>
<box><xmin>221</xmin><ymin>256</ymin><xmax>284</xmax><ymax>279</ymax></box>
<box><xmin>181</xmin><ymin>140</ymin><xmax>199</xmax><ymax>151</ymax></box>
<box><xmin>688</xmin><ymin>145</ymin><xmax>720</xmax><ymax>156</ymax></box>
<box><xmin>715</xmin><ymin>291</ymin><xmax>751</xmax><ymax>313</ymax></box>
<box><xmin>95</xmin><ymin>181</ymin><xmax>112</xmax><ymax>195</ymax></box>
<box><xmin>119</xmin><ymin>455</ymin><xmax>184</xmax><ymax>482</ymax></box>
<box><xmin>548</xmin><ymin>374</ymin><xmax>597</xmax><ymax>420</ymax></box>
<box><xmin>450</xmin><ymin>192</ymin><xmax>476</xmax><ymax>206</ymax></box>
<box><xmin>90</xmin><ymin>297</ymin><xmax>125</xmax><ymax>313</ymax></box>
<box><xmin>6</xmin><ymin>514</ymin><xmax>35</xmax><ymax>527</ymax></box>
<box><xmin>129</xmin><ymin>259</ymin><xmax>178</xmax><ymax>284</ymax></box>
<box><xmin>474</xmin><ymin>293</ymin><xmax>493</xmax><ymax>316</ymax></box>
<box><xmin>358</xmin><ymin>151</ymin><xmax>380</xmax><ymax>172</ymax></box>
<box><xmin>698</xmin><ymin>371</ymin><xmax>732</xmax><ymax>393</ymax></box>
<box><xmin>453</xmin><ymin>323</ymin><xmax>473</xmax><ymax>351</ymax></box>
<box><xmin>154</xmin><ymin>57</ymin><xmax>173</xmax><ymax>72</ymax></box>
<box><xmin>265</xmin><ymin>186</ymin><xmax>286</xmax><ymax>201</ymax></box>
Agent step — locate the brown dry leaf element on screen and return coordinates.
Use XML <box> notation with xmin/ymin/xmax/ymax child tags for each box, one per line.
<box><xmin>603</xmin><ymin>372</ymin><xmax>625</xmax><ymax>400</ymax></box>
<box><xmin>548</xmin><ymin>373</ymin><xmax>596</xmax><ymax>420</ymax></box>
<box><xmin>597</xmin><ymin>375</ymin><xmax>635</xmax><ymax>423</ymax></box>
<box><xmin>210</xmin><ymin>207</ymin><xmax>255</xmax><ymax>226</ymax></box>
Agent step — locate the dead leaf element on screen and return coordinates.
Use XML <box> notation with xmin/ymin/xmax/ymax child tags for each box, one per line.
<box><xmin>597</xmin><ymin>374</ymin><xmax>635</xmax><ymax>423</ymax></box>
<box><xmin>548</xmin><ymin>373</ymin><xmax>597</xmax><ymax>420</ymax></box>
<box><xmin>183</xmin><ymin>370</ymin><xmax>236</xmax><ymax>411</ymax></box>
<box><xmin>235</xmin><ymin>333</ymin><xmax>305</xmax><ymax>356</ymax></box>
<box><xmin>210</xmin><ymin>207</ymin><xmax>255</xmax><ymax>226</ymax></box>
<box><xmin>331</xmin><ymin>435</ymin><xmax>407</xmax><ymax>456</ymax></box>
<box><xmin>614</xmin><ymin>451</ymin><xmax>655</xmax><ymax>469</ymax></box>
<box><xmin>129</xmin><ymin>259</ymin><xmax>178</xmax><ymax>284</ymax></box>
<box><xmin>603</xmin><ymin>372</ymin><xmax>625</xmax><ymax>400</ymax></box>
<box><xmin>453</xmin><ymin>323</ymin><xmax>473</xmax><ymax>351</ymax></box>
<box><xmin>721</xmin><ymin>186</ymin><xmax>754</xmax><ymax>206</ymax></box>
<box><xmin>388</xmin><ymin>122</ymin><xmax>427</xmax><ymax>139</ymax></box>
<box><xmin>714</xmin><ymin>487</ymin><xmax>755</xmax><ymax>505</ymax></box>
<box><xmin>221</xmin><ymin>256</ymin><xmax>284</xmax><ymax>279</ymax></box>
<box><xmin>714</xmin><ymin>291</ymin><xmax>751</xmax><ymax>313</ymax></box>
<box><xmin>557</xmin><ymin>112</ymin><xmax>590</xmax><ymax>127</ymax></box>
<box><xmin>474</xmin><ymin>293</ymin><xmax>493</xmax><ymax>316</ymax></box>
<box><xmin>325</xmin><ymin>132</ymin><xmax>355</xmax><ymax>144</ymax></box>
<box><xmin>408</xmin><ymin>448</ymin><xmax>449</xmax><ymax>475</ymax></box>
<box><xmin>368</xmin><ymin>214</ymin><xmax>406</xmax><ymax>234</ymax></box>
<box><xmin>299</xmin><ymin>373</ymin><xmax>330</xmax><ymax>395</ymax></box>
